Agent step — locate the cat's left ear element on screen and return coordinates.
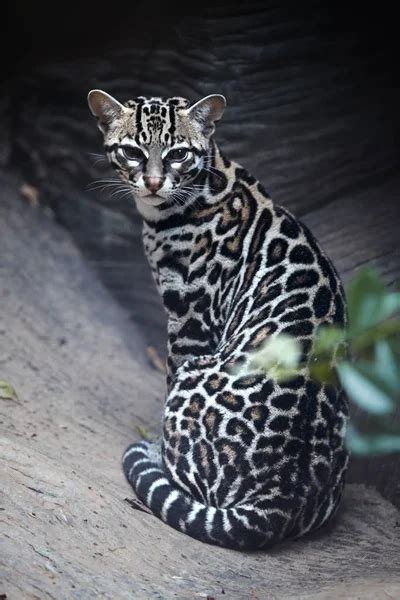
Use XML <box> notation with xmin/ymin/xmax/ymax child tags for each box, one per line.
<box><xmin>187</xmin><ymin>94</ymin><xmax>226</xmax><ymax>138</ymax></box>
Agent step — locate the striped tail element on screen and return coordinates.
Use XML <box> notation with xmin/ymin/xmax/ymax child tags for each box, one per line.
<box><xmin>122</xmin><ymin>441</ymin><xmax>293</xmax><ymax>550</ymax></box>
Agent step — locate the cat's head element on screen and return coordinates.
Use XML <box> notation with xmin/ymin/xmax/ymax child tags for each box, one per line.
<box><xmin>88</xmin><ymin>90</ymin><xmax>226</xmax><ymax>211</ymax></box>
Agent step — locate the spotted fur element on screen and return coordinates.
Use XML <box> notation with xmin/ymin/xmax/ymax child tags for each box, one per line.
<box><xmin>88</xmin><ymin>90</ymin><xmax>349</xmax><ymax>550</ymax></box>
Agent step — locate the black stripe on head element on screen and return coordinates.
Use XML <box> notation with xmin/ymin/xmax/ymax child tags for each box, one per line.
<box><xmin>134</xmin><ymin>100</ymin><xmax>143</xmax><ymax>144</ymax></box>
<box><xmin>168</xmin><ymin>103</ymin><xmax>176</xmax><ymax>137</ymax></box>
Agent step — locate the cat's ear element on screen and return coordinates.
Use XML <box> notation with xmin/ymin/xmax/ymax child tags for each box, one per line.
<box><xmin>87</xmin><ymin>89</ymin><xmax>126</xmax><ymax>133</ymax></box>
<box><xmin>187</xmin><ymin>94</ymin><xmax>226</xmax><ymax>138</ymax></box>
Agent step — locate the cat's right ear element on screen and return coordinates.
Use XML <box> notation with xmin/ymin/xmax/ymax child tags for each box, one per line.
<box><xmin>87</xmin><ymin>90</ymin><xmax>126</xmax><ymax>133</ymax></box>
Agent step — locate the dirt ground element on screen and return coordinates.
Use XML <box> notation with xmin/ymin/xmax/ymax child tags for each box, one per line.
<box><xmin>1</xmin><ymin>173</ymin><xmax>400</xmax><ymax>599</ymax></box>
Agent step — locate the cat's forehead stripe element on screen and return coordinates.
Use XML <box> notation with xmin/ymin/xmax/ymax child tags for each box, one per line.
<box><xmin>124</xmin><ymin>96</ymin><xmax>190</xmax><ymax>145</ymax></box>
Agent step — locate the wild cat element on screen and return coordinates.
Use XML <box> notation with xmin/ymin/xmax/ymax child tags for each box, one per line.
<box><xmin>88</xmin><ymin>89</ymin><xmax>348</xmax><ymax>549</ymax></box>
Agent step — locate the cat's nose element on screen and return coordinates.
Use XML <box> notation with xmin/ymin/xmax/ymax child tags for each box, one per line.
<box><xmin>144</xmin><ymin>176</ymin><xmax>164</xmax><ymax>194</ymax></box>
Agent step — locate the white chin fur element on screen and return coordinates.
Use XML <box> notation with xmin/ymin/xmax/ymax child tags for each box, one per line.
<box><xmin>140</xmin><ymin>195</ymin><xmax>166</xmax><ymax>207</ymax></box>
<box><xmin>134</xmin><ymin>196</ymin><xmax>170</xmax><ymax>220</ymax></box>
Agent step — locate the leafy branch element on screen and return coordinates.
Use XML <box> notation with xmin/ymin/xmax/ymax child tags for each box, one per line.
<box><xmin>242</xmin><ymin>268</ymin><xmax>400</xmax><ymax>456</ymax></box>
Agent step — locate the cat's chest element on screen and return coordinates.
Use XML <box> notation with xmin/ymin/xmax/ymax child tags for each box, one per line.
<box><xmin>143</xmin><ymin>201</ymin><xmax>249</xmax><ymax>277</ymax></box>
<box><xmin>143</xmin><ymin>223</ymin><xmax>219</xmax><ymax>290</ymax></box>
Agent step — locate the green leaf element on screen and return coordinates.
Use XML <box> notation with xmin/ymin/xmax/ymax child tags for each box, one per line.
<box><xmin>380</xmin><ymin>292</ymin><xmax>400</xmax><ymax>320</ymax></box>
<box><xmin>347</xmin><ymin>268</ymin><xmax>385</xmax><ymax>332</ymax></box>
<box><xmin>309</xmin><ymin>359</ymin><xmax>337</xmax><ymax>384</ymax></box>
<box><xmin>374</xmin><ymin>341</ymin><xmax>400</xmax><ymax>396</ymax></box>
<box><xmin>352</xmin><ymin>318</ymin><xmax>400</xmax><ymax>351</ymax></box>
<box><xmin>337</xmin><ymin>361</ymin><xmax>395</xmax><ymax>415</ymax></box>
<box><xmin>313</xmin><ymin>325</ymin><xmax>347</xmax><ymax>356</ymax></box>
<box><xmin>346</xmin><ymin>268</ymin><xmax>400</xmax><ymax>334</ymax></box>
<box><xmin>134</xmin><ymin>424</ymin><xmax>157</xmax><ymax>441</ymax></box>
<box><xmin>0</xmin><ymin>380</ymin><xmax>18</xmax><ymax>402</ymax></box>
<box><xmin>346</xmin><ymin>423</ymin><xmax>400</xmax><ymax>456</ymax></box>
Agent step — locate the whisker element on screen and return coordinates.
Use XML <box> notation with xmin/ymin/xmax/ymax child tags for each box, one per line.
<box><xmin>87</xmin><ymin>153</ymin><xmax>108</xmax><ymax>166</ymax></box>
<box><xmin>109</xmin><ymin>187</ymin><xmax>133</xmax><ymax>198</ymax></box>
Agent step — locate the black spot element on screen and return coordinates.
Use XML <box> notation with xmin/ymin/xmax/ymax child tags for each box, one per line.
<box><xmin>182</xmin><ymin>393</ymin><xmax>205</xmax><ymax>417</ymax></box>
<box><xmin>271</xmin><ymin>393</ymin><xmax>298</xmax><ymax>411</ymax></box>
<box><xmin>280</xmin><ymin>217</ymin><xmax>300</xmax><ymax>239</ymax></box>
<box><xmin>253</xmin><ymin>283</ymin><xmax>282</xmax><ymax>308</ymax></box>
<box><xmin>285</xmin><ymin>439</ymin><xmax>302</xmax><ymax>456</ymax></box>
<box><xmin>306</xmin><ymin>380</ymin><xmax>320</xmax><ymax>399</ymax></box>
<box><xmin>226</xmin><ymin>418</ymin><xmax>255</xmax><ymax>444</ymax></box>
<box><xmin>318</xmin><ymin>253</ymin><xmax>338</xmax><ymax>294</ymax></box>
<box><xmin>269</xmin><ymin>416</ymin><xmax>290</xmax><ymax>432</ymax></box>
<box><xmin>188</xmin><ymin>263</ymin><xmax>207</xmax><ymax>284</ymax></box>
<box><xmin>203</xmin><ymin>407</ymin><xmax>222</xmax><ymax>439</ymax></box>
<box><xmin>290</xmin><ymin>414</ymin><xmax>305</xmax><ymax>438</ymax></box>
<box><xmin>208</xmin><ymin>263</ymin><xmax>222</xmax><ymax>285</ymax></box>
<box><xmin>282</xmin><ymin>320</ymin><xmax>314</xmax><ymax>336</ymax></box>
<box><xmin>235</xmin><ymin>167</ymin><xmax>257</xmax><ymax>186</ymax></box>
<box><xmin>203</xmin><ymin>374</ymin><xmax>228</xmax><ymax>395</ymax></box>
<box><xmin>268</xmin><ymin>434</ymin><xmax>286</xmax><ymax>449</ymax></box>
<box><xmin>333</xmin><ymin>294</ymin><xmax>345</xmax><ymax>325</ymax></box>
<box><xmin>321</xmin><ymin>402</ymin><xmax>333</xmax><ymax>421</ymax></box>
<box><xmin>283</xmin><ymin>376</ymin><xmax>305</xmax><ymax>390</ymax></box>
<box><xmin>165</xmin><ymin>447</ymin><xmax>175</xmax><ymax>464</ymax></box>
<box><xmin>180</xmin><ymin>318</ymin><xmax>209</xmax><ymax>342</ymax></box>
<box><xmin>267</xmin><ymin>238</ymin><xmax>288</xmax><ymax>266</ymax></box>
<box><xmin>314</xmin><ymin>462</ymin><xmax>330</xmax><ymax>485</ymax></box>
<box><xmin>313</xmin><ymin>286</ymin><xmax>332</xmax><ymax>318</ymax></box>
<box><xmin>194</xmin><ymin>295</ymin><xmax>211</xmax><ymax>316</ymax></box>
<box><xmin>176</xmin><ymin>454</ymin><xmax>190</xmax><ymax>474</ymax></box>
<box><xmin>243</xmin><ymin>322</ymin><xmax>278</xmax><ymax>352</ymax></box>
<box><xmin>167</xmin><ymin>396</ymin><xmax>185</xmax><ymax>412</ymax></box>
<box><xmin>185</xmin><ymin>287</ymin><xmax>207</xmax><ymax>304</ymax></box>
<box><xmin>243</xmin><ymin>405</ymin><xmax>269</xmax><ymax>431</ymax></box>
<box><xmin>253</xmin><ymin>451</ymin><xmax>266</xmax><ymax>469</ymax></box>
<box><xmin>281</xmin><ymin>307</ymin><xmax>313</xmax><ymax>322</ymax></box>
<box><xmin>287</xmin><ymin>269</ymin><xmax>319</xmax><ymax>291</ymax></box>
<box><xmin>314</xmin><ymin>423</ymin><xmax>328</xmax><ymax>440</ymax></box>
<box><xmin>215</xmin><ymin>439</ymin><xmax>241</xmax><ymax>466</ymax></box>
<box><xmin>314</xmin><ymin>442</ymin><xmax>331</xmax><ymax>460</ymax></box>
<box><xmin>171</xmin><ymin>343</ymin><xmax>209</xmax><ymax>356</ymax></box>
<box><xmin>178</xmin><ymin>374</ymin><xmax>204</xmax><ymax>391</ymax></box>
<box><xmin>260</xmin><ymin>380</ymin><xmax>274</xmax><ymax>397</ymax></box>
<box><xmin>216</xmin><ymin>391</ymin><xmax>244</xmax><ymax>412</ymax></box>
<box><xmin>163</xmin><ymin>290</ymin><xmax>186</xmax><ymax>317</ymax></box>
<box><xmin>224</xmin><ymin>464</ymin><xmax>237</xmax><ymax>480</ymax></box>
<box><xmin>264</xmin><ymin>452</ymin><xmax>282</xmax><ymax>468</ymax></box>
<box><xmin>233</xmin><ymin>375</ymin><xmax>265</xmax><ymax>390</ymax></box>
<box><xmin>271</xmin><ymin>293</ymin><xmax>309</xmax><ymax>317</ymax></box>
<box><xmin>255</xmin><ymin>436</ymin><xmax>269</xmax><ymax>450</ymax></box>
<box><xmin>289</xmin><ymin>244</ymin><xmax>315</xmax><ymax>264</ymax></box>
<box><xmin>248</xmin><ymin>208</ymin><xmax>273</xmax><ymax>257</ymax></box>
<box><xmin>226</xmin><ymin>299</ymin><xmax>248</xmax><ymax>337</ymax></box>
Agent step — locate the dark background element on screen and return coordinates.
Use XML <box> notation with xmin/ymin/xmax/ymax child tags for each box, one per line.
<box><xmin>2</xmin><ymin>2</ymin><xmax>400</xmax><ymax>505</ymax></box>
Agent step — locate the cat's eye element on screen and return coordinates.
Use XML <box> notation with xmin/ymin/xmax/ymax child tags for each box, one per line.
<box><xmin>166</xmin><ymin>148</ymin><xmax>189</xmax><ymax>162</ymax></box>
<box><xmin>121</xmin><ymin>146</ymin><xmax>145</xmax><ymax>162</ymax></box>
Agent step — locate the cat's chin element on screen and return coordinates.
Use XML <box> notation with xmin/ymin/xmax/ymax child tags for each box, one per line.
<box><xmin>138</xmin><ymin>194</ymin><xmax>167</xmax><ymax>207</ymax></box>
<box><xmin>134</xmin><ymin>195</ymin><xmax>172</xmax><ymax>220</ymax></box>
